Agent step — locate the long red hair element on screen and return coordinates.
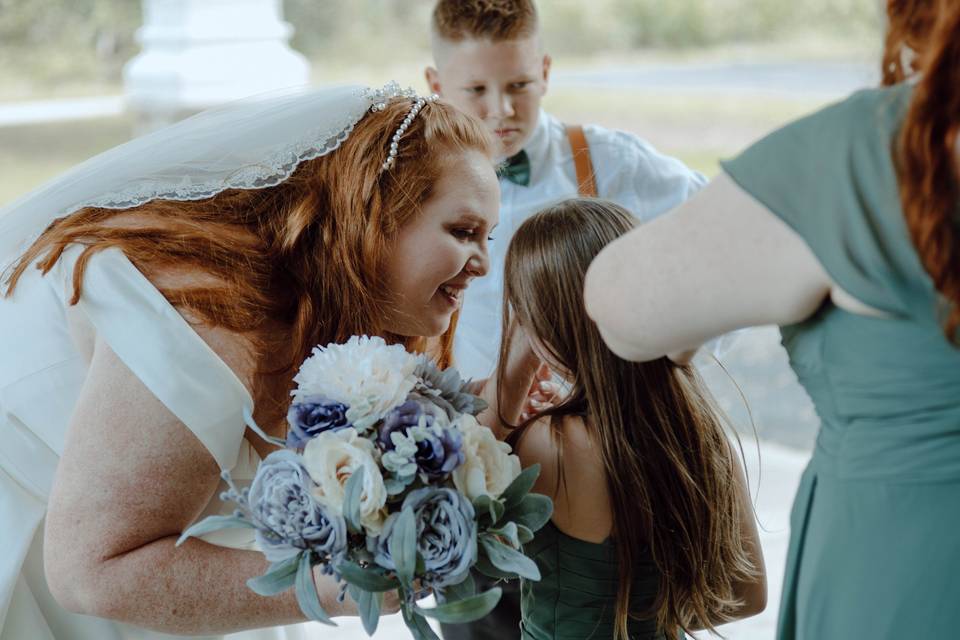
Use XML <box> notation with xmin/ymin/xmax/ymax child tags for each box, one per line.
<box><xmin>884</xmin><ymin>0</ymin><xmax>960</xmax><ymax>343</ymax></box>
<box><xmin>4</xmin><ymin>98</ymin><xmax>494</xmax><ymax>418</ymax></box>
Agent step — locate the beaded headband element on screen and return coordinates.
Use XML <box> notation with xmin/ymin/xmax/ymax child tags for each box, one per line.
<box><xmin>367</xmin><ymin>81</ymin><xmax>440</xmax><ymax>173</ymax></box>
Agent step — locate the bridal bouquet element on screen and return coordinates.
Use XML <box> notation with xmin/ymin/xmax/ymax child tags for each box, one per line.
<box><xmin>179</xmin><ymin>335</ymin><xmax>552</xmax><ymax>639</ymax></box>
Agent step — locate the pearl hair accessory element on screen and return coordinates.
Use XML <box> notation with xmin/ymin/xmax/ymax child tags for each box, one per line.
<box><xmin>367</xmin><ymin>81</ymin><xmax>440</xmax><ymax>173</ymax></box>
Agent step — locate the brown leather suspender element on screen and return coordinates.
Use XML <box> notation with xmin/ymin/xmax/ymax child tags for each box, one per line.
<box><xmin>565</xmin><ymin>124</ymin><xmax>598</xmax><ymax>198</ymax></box>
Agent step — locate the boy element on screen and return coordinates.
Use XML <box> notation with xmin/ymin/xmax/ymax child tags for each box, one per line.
<box><xmin>426</xmin><ymin>0</ymin><xmax>707</xmax><ymax>383</ymax></box>
<box><xmin>425</xmin><ymin>2</ymin><xmax>707</xmax><ymax>638</ymax></box>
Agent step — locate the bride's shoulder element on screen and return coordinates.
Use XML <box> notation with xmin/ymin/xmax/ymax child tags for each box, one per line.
<box><xmin>140</xmin><ymin>261</ymin><xmax>259</xmax><ymax>393</ymax></box>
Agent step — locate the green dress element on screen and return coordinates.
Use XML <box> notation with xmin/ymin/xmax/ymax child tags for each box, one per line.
<box><xmin>721</xmin><ymin>83</ymin><xmax>960</xmax><ymax>638</ymax></box>
<box><xmin>520</xmin><ymin>522</ymin><xmax>668</xmax><ymax>639</ymax></box>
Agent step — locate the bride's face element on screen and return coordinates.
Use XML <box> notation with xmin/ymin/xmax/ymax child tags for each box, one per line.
<box><xmin>383</xmin><ymin>148</ymin><xmax>499</xmax><ymax>337</ymax></box>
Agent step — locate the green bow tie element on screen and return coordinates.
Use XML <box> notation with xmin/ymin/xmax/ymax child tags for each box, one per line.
<box><xmin>497</xmin><ymin>150</ymin><xmax>530</xmax><ymax>186</ymax></box>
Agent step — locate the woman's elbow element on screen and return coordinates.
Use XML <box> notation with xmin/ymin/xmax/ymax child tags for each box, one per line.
<box><xmin>45</xmin><ymin>549</ymin><xmax>103</xmax><ymax>616</ymax></box>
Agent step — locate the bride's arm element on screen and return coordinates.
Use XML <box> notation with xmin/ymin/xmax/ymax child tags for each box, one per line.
<box><xmin>43</xmin><ymin>334</ymin><xmax>354</xmax><ymax>635</ymax></box>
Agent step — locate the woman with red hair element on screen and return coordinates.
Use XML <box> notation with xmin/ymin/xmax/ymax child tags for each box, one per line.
<box><xmin>585</xmin><ymin>1</ymin><xmax>960</xmax><ymax>637</ymax></box>
<box><xmin>0</xmin><ymin>85</ymin><xmax>498</xmax><ymax>639</ymax></box>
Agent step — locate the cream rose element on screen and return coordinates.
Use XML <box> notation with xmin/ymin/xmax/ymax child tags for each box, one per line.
<box><xmin>452</xmin><ymin>415</ymin><xmax>522</xmax><ymax>501</ymax></box>
<box><xmin>302</xmin><ymin>428</ymin><xmax>388</xmax><ymax>534</ymax></box>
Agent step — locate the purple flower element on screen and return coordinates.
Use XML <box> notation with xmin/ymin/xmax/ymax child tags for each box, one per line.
<box><xmin>372</xmin><ymin>487</ymin><xmax>477</xmax><ymax>587</ymax></box>
<box><xmin>247</xmin><ymin>450</ymin><xmax>347</xmax><ymax>563</ymax></box>
<box><xmin>286</xmin><ymin>395</ymin><xmax>351</xmax><ymax>448</ymax></box>
<box><xmin>379</xmin><ymin>400</ymin><xmax>464</xmax><ymax>484</ymax></box>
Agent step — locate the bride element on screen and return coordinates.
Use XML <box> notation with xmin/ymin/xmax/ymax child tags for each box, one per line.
<box><xmin>0</xmin><ymin>83</ymin><xmax>498</xmax><ymax>639</ymax></box>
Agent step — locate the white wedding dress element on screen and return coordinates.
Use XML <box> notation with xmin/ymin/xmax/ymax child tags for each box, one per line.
<box><xmin>0</xmin><ymin>244</ymin><xmax>314</xmax><ymax>640</ymax></box>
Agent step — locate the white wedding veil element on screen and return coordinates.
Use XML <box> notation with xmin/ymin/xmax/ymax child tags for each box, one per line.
<box><xmin>0</xmin><ymin>83</ymin><xmax>403</xmax><ymax>270</ymax></box>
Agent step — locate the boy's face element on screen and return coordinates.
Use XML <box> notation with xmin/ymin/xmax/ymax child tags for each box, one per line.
<box><xmin>427</xmin><ymin>35</ymin><xmax>551</xmax><ymax>160</ymax></box>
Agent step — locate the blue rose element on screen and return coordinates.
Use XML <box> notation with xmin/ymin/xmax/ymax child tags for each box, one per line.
<box><xmin>372</xmin><ymin>487</ymin><xmax>477</xmax><ymax>587</ymax></box>
<box><xmin>247</xmin><ymin>450</ymin><xmax>347</xmax><ymax>563</ymax></box>
<box><xmin>286</xmin><ymin>395</ymin><xmax>351</xmax><ymax>449</ymax></box>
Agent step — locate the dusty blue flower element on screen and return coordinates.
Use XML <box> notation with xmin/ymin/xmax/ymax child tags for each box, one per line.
<box><xmin>248</xmin><ymin>450</ymin><xmax>347</xmax><ymax>563</ymax></box>
<box><xmin>286</xmin><ymin>395</ymin><xmax>351</xmax><ymax>448</ymax></box>
<box><xmin>372</xmin><ymin>487</ymin><xmax>477</xmax><ymax>587</ymax></box>
<box><xmin>414</xmin><ymin>355</ymin><xmax>488</xmax><ymax>418</ymax></box>
<box><xmin>378</xmin><ymin>400</ymin><xmax>464</xmax><ymax>493</ymax></box>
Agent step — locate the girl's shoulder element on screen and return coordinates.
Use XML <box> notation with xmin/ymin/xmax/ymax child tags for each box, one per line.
<box><xmin>514</xmin><ymin>414</ymin><xmax>613</xmax><ymax>543</ymax></box>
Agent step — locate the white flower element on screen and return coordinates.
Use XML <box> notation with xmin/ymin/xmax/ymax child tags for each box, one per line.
<box><xmin>451</xmin><ymin>415</ymin><xmax>522</xmax><ymax>501</ymax></box>
<box><xmin>302</xmin><ymin>428</ymin><xmax>388</xmax><ymax>535</ymax></box>
<box><xmin>293</xmin><ymin>335</ymin><xmax>419</xmax><ymax>432</ymax></box>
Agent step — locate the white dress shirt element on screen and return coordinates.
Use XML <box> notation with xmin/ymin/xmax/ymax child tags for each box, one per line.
<box><xmin>454</xmin><ymin>109</ymin><xmax>707</xmax><ymax>380</ymax></box>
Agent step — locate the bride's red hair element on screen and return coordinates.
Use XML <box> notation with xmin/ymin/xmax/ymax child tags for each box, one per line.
<box><xmin>4</xmin><ymin>98</ymin><xmax>494</xmax><ymax>410</ymax></box>
<box><xmin>884</xmin><ymin>0</ymin><xmax>960</xmax><ymax>343</ymax></box>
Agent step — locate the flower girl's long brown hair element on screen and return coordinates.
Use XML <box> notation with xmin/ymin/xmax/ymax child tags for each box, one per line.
<box><xmin>4</xmin><ymin>99</ymin><xmax>493</xmax><ymax>412</ymax></box>
<box><xmin>499</xmin><ymin>199</ymin><xmax>758</xmax><ymax>638</ymax></box>
<box><xmin>884</xmin><ymin>0</ymin><xmax>960</xmax><ymax>344</ymax></box>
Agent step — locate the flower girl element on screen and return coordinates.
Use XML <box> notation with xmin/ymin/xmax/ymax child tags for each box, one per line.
<box><xmin>483</xmin><ymin>198</ymin><xmax>767</xmax><ymax>639</ymax></box>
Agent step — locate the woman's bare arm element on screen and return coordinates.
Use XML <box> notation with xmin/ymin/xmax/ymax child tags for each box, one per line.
<box><xmin>584</xmin><ymin>174</ymin><xmax>832</xmax><ymax>362</ymax></box>
<box><xmin>43</xmin><ymin>334</ymin><xmax>355</xmax><ymax>635</ymax></box>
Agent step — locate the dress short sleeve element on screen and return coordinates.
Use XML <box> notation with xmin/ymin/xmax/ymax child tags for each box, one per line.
<box><xmin>720</xmin><ymin>84</ymin><xmax>931</xmax><ymax>318</ymax></box>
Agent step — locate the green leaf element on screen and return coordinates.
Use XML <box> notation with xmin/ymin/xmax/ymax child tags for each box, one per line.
<box><xmin>246</xmin><ymin>554</ymin><xmax>299</xmax><ymax>596</ymax></box>
<box><xmin>479</xmin><ymin>535</ymin><xmax>541</xmax><ymax>581</ymax></box>
<box><xmin>473</xmin><ymin>554</ymin><xmax>516</xmax><ymax>580</ymax></box>
<box><xmin>337</xmin><ymin>560</ymin><xmax>400</xmax><ymax>592</ymax></box>
<box><xmin>176</xmin><ymin>515</ymin><xmax>251</xmax><ymax>546</ymax></box>
<box><xmin>389</xmin><ymin>506</ymin><xmax>418</xmax><ymax>588</ymax></box>
<box><xmin>438</xmin><ymin>573</ymin><xmax>476</xmax><ymax>603</ymax></box>
<box><xmin>504</xmin><ymin>493</ymin><xmax>553</xmax><ymax>533</ymax></box>
<box><xmin>472</xmin><ymin>494</ymin><xmax>505</xmax><ymax>526</ymax></box>
<box><xmin>294</xmin><ymin>552</ymin><xmax>336</xmax><ymax>625</ymax></box>
<box><xmin>498</xmin><ymin>463</ymin><xmax>540</xmax><ymax>508</ymax></box>
<box><xmin>516</xmin><ymin>524</ymin><xmax>535</xmax><ymax>545</ymax></box>
<box><xmin>416</xmin><ymin>587</ymin><xmax>502</xmax><ymax>623</ymax></box>
<box><xmin>348</xmin><ymin>584</ymin><xmax>382</xmax><ymax>636</ymax></box>
<box><xmin>401</xmin><ymin>601</ymin><xmax>441</xmax><ymax>640</ymax></box>
<box><xmin>344</xmin><ymin>466</ymin><xmax>365</xmax><ymax>534</ymax></box>
<box><xmin>486</xmin><ymin>522</ymin><xmax>520</xmax><ymax>549</ymax></box>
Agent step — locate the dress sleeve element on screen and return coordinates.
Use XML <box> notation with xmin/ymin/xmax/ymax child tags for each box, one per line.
<box><xmin>55</xmin><ymin>247</ymin><xmax>253</xmax><ymax>470</ymax></box>
<box><xmin>720</xmin><ymin>86</ymin><xmax>919</xmax><ymax>317</ymax></box>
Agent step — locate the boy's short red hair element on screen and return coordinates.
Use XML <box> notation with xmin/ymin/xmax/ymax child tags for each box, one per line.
<box><xmin>431</xmin><ymin>0</ymin><xmax>538</xmax><ymax>42</ymax></box>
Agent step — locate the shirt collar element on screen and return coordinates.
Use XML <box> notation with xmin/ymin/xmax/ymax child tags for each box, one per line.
<box><xmin>516</xmin><ymin>109</ymin><xmax>552</xmax><ymax>185</ymax></box>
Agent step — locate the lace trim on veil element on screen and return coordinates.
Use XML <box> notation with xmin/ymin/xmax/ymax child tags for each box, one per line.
<box><xmin>2</xmin><ymin>111</ymin><xmax>360</xmax><ymax>275</ymax></box>
<box><xmin>71</xmin><ymin>114</ymin><xmax>360</xmax><ymax>213</ymax></box>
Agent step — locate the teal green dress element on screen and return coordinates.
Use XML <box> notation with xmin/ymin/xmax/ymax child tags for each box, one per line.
<box><xmin>721</xmin><ymin>84</ymin><xmax>960</xmax><ymax>638</ymax></box>
<box><xmin>520</xmin><ymin>522</ymin><xmax>668</xmax><ymax>639</ymax></box>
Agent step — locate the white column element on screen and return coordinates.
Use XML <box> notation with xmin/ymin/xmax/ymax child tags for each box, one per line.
<box><xmin>123</xmin><ymin>0</ymin><xmax>310</xmax><ymax>128</ymax></box>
